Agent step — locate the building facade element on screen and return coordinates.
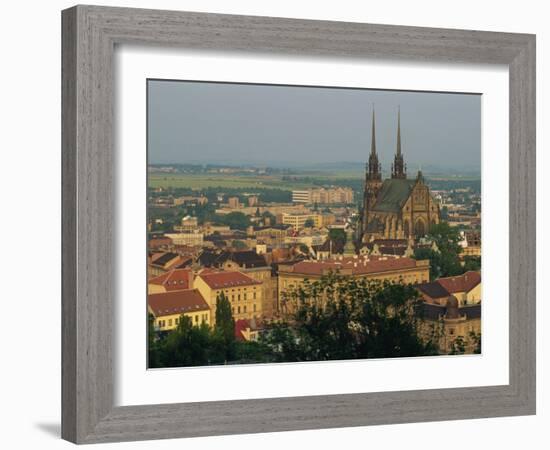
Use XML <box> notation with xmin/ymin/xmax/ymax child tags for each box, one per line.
<box><xmin>148</xmin><ymin>289</ymin><xmax>211</xmax><ymax>331</ymax></box>
<box><xmin>277</xmin><ymin>255</ymin><xmax>430</xmax><ymax>313</ymax></box>
<box><xmin>359</xmin><ymin>109</ymin><xmax>441</xmax><ymax>243</ymax></box>
<box><xmin>292</xmin><ymin>187</ymin><xmax>354</xmax><ymax>205</ymax></box>
<box><xmin>281</xmin><ymin>212</ymin><xmax>323</xmax><ymax>230</ymax></box>
<box><xmin>194</xmin><ymin>271</ymin><xmax>263</xmax><ymax>325</ymax></box>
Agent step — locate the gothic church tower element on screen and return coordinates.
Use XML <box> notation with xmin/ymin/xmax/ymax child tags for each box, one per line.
<box><xmin>360</xmin><ymin>109</ymin><xmax>382</xmax><ymax>241</ymax></box>
<box><xmin>391</xmin><ymin>107</ymin><xmax>407</xmax><ymax>179</ymax></box>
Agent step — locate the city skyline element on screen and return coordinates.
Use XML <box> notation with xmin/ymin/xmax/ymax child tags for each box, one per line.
<box><xmin>148</xmin><ymin>80</ymin><xmax>481</xmax><ymax>171</ymax></box>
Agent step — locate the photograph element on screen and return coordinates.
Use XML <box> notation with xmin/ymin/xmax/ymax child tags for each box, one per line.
<box><xmin>146</xmin><ymin>79</ymin><xmax>482</xmax><ymax>368</ymax></box>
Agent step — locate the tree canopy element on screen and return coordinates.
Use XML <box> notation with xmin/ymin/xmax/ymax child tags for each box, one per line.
<box><xmin>414</xmin><ymin>222</ymin><xmax>465</xmax><ymax>280</ymax></box>
<box><xmin>260</xmin><ymin>273</ymin><xmax>440</xmax><ymax>361</ymax></box>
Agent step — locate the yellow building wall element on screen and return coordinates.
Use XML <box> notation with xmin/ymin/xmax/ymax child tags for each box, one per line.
<box><xmin>148</xmin><ymin>284</ymin><xmax>167</xmax><ymax>294</ymax></box>
<box><xmin>278</xmin><ymin>264</ymin><xmax>430</xmax><ymax>303</ymax></box>
<box><xmin>439</xmin><ymin>318</ymin><xmax>481</xmax><ymax>354</ymax></box>
<box><xmin>194</xmin><ymin>276</ymin><xmax>263</xmax><ymax>326</ymax></box>
<box><xmin>150</xmin><ymin>308</ymin><xmax>211</xmax><ymax>332</ymax></box>
<box><xmin>447</xmin><ymin>284</ymin><xmax>482</xmax><ymax>305</ymax></box>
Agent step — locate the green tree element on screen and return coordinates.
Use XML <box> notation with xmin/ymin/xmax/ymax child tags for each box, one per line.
<box><xmin>158</xmin><ymin>317</ymin><xmax>215</xmax><ymax>367</ymax></box>
<box><xmin>328</xmin><ymin>228</ymin><xmax>346</xmax><ymax>248</ymax></box>
<box><xmin>147</xmin><ymin>313</ymin><xmax>161</xmax><ymax>368</ymax></box>
<box><xmin>469</xmin><ymin>331</ymin><xmax>482</xmax><ymax>354</ymax></box>
<box><xmin>261</xmin><ymin>210</ymin><xmax>276</xmax><ymax>225</ymax></box>
<box><xmin>449</xmin><ymin>335</ymin><xmax>466</xmax><ymax>355</ymax></box>
<box><xmin>463</xmin><ymin>256</ymin><xmax>481</xmax><ymax>272</ymax></box>
<box><xmin>414</xmin><ymin>222</ymin><xmax>464</xmax><ymax>280</ymax></box>
<box><xmin>220</xmin><ymin>212</ymin><xmax>250</xmax><ymax>230</ymax></box>
<box><xmin>261</xmin><ymin>273</ymin><xmax>440</xmax><ymax>361</ymax></box>
<box><xmin>215</xmin><ymin>292</ymin><xmax>236</xmax><ymax>361</ymax></box>
<box><xmin>231</xmin><ymin>240</ymin><xmax>247</xmax><ymax>250</ymax></box>
<box><xmin>299</xmin><ymin>243</ymin><xmax>310</xmax><ymax>254</ymax></box>
<box><xmin>304</xmin><ymin>218</ymin><xmax>315</xmax><ymax>228</ymax></box>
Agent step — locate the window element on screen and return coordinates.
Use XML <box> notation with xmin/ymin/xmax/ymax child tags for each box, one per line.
<box><xmin>253</xmin><ymin>304</ymin><xmax>256</xmax><ymax>312</ymax></box>
<box><xmin>253</xmin><ymin>292</ymin><xmax>257</xmax><ymax>300</ymax></box>
<box><xmin>195</xmin><ymin>315</ymin><xmax>199</xmax><ymax>323</ymax></box>
<box><xmin>243</xmin><ymin>306</ymin><xmax>247</xmax><ymax>313</ymax></box>
<box><xmin>244</xmin><ymin>293</ymin><xmax>247</xmax><ymax>300</ymax></box>
<box><xmin>175</xmin><ymin>318</ymin><xmax>179</xmax><ymax>325</ymax></box>
<box><xmin>238</xmin><ymin>306</ymin><xmax>241</xmax><ymax>314</ymax></box>
<box><xmin>168</xmin><ymin>319</ymin><xmax>172</xmax><ymax>326</ymax></box>
<box><xmin>238</xmin><ymin>294</ymin><xmax>241</xmax><ymax>301</ymax></box>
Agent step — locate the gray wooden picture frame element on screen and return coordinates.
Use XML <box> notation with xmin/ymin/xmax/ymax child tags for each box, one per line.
<box><xmin>61</xmin><ymin>5</ymin><xmax>536</xmax><ymax>444</ymax></box>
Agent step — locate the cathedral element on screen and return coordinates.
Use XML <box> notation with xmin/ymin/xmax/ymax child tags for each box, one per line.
<box><xmin>359</xmin><ymin>109</ymin><xmax>441</xmax><ymax>243</ymax></box>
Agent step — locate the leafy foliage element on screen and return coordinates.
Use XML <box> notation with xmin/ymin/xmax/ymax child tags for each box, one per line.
<box><xmin>260</xmin><ymin>273</ymin><xmax>440</xmax><ymax>361</ymax></box>
<box><xmin>414</xmin><ymin>222</ymin><xmax>465</xmax><ymax>280</ymax></box>
<box><xmin>218</xmin><ymin>211</ymin><xmax>250</xmax><ymax>230</ymax></box>
<box><xmin>215</xmin><ymin>292</ymin><xmax>236</xmax><ymax>361</ymax></box>
<box><xmin>463</xmin><ymin>256</ymin><xmax>481</xmax><ymax>272</ymax></box>
<box><xmin>328</xmin><ymin>228</ymin><xmax>346</xmax><ymax>248</ymax></box>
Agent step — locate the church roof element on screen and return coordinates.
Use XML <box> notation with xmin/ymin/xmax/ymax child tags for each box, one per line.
<box><xmin>371</xmin><ymin>179</ymin><xmax>415</xmax><ymax>213</ymax></box>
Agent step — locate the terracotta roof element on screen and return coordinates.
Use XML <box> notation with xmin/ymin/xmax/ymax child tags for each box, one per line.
<box><xmin>235</xmin><ymin>319</ymin><xmax>250</xmax><ymax>341</ymax></box>
<box><xmin>283</xmin><ymin>256</ymin><xmax>421</xmax><ymax>276</ymax></box>
<box><xmin>234</xmin><ymin>318</ymin><xmax>260</xmax><ymax>341</ymax></box>
<box><xmin>198</xmin><ymin>271</ymin><xmax>261</xmax><ymax>289</ymax></box>
<box><xmin>150</xmin><ymin>252</ymin><xmax>180</xmax><ymax>267</ymax></box>
<box><xmin>420</xmin><ymin>302</ymin><xmax>481</xmax><ymax>321</ymax></box>
<box><xmin>416</xmin><ymin>281</ymin><xmax>449</xmax><ymax>299</ymax></box>
<box><xmin>149</xmin><ymin>237</ymin><xmax>172</xmax><ymax>248</ymax></box>
<box><xmin>371</xmin><ymin>239</ymin><xmax>408</xmax><ymax>247</ymax></box>
<box><xmin>148</xmin><ymin>289</ymin><xmax>209</xmax><ymax>317</ymax></box>
<box><xmin>437</xmin><ymin>271</ymin><xmax>481</xmax><ymax>293</ymax></box>
<box><xmin>149</xmin><ymin>269</ymin><xmax>192</xmax><ymax>291</ymax></box>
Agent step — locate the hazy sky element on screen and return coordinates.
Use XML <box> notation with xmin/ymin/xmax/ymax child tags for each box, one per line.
<box><xmin>148</xmin><ymin>79</ymin><xmax>481</xmax><ymax>171</ymax></box>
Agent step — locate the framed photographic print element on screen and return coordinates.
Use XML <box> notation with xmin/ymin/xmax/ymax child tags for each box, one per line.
<box><xmin>62</xmin><ymin>5</ymin><xmax>536</xmax><ymax>444</ymax></box>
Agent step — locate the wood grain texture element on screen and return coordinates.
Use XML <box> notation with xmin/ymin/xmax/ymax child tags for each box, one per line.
<box><xmin>61</xmin><ymin>5</ymin><xmax>536</xmax><ymax>444</ymax></box>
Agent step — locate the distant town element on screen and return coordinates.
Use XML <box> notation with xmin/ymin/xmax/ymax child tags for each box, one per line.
<box><xmin>147</xmin><ymin>112</ymin><xmax>482</xmax><ymax>367</ymax></box>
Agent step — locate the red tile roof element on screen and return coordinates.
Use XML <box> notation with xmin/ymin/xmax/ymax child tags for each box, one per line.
<box><xmin>234</xmin><ymin>319</ymin><xmax>259</xmax><ymax>341</ymax></box>
<box><xmin>149</xmin><ymin>269</ymin><xmax>193</xmax><ymax>291</ymax></box>
<box><xmin>234</xmin><ymin>319</ymin><xmax>250</xmax><ymax>341</ymax></box>
<box><xmin>437</xmin><ymin>271</ymin><xmax>481</xmax><ymax>293</ymax></box>
<box><xmin>198</xmin><ymin>271</ymin><xmax>261</xmax><ymax>289</ymax></box>
<box><xmin>283</xmin><ymin>256</ymin><xmax>421</xmax><ymax>276</ymax></box>
<box><xmin>148</xmin><ymin>289</ymin><xmax>209</xmax><ymax>317</ymax></box>
<box><xmin>148</xmin><ymin>237</ymin><xmax>172</xmax><ymax>249</ymax></box>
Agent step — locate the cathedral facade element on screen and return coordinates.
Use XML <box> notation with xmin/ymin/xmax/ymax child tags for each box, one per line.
<box><xmin>359</xmin><ymin>109</ymin><xmax>441</xmax><ymax>243</ymax></box>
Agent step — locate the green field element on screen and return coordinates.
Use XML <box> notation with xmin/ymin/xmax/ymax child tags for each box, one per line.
<box><xmin>148</xmin><ymin>173</ymin><xmax>362</xmax><ymax>191</ymax></box>
<box><xmin>148</xmin><ymin>171</ymin><xmax>480</xmax><ymax>192</ymax></box>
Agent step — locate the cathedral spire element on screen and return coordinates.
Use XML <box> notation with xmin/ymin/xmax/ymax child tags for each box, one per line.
<box><xmin>366</xmin><ymin>106</ymin><xmax>381</xmax><ymax>181</ymax></box>
<box><xmin>391</xmin><ymin>106</ymin><xmax>407</xmax><ymax>179</ymax></box>
<box><xmin>371</xmin><ymin>108</ymin><xmax>376</xmax><ymax>156</ymax></box>
<box><xmin>396</xmin><ymin>106</ymin><xmax>402</xmax><ymax>156</ymax></box>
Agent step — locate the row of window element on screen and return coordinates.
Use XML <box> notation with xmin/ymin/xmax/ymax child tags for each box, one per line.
<box><xmin>231</xmin><ymin>304</ymin><xmax>257</xmax><ymax>315</ymax></box>
<box><xmin>157</xmin><ymin>314</ymin><xmax>209</xmax><ymax>328</ymax></box>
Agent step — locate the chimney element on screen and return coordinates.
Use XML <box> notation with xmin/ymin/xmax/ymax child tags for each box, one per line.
<box><xmin>188</xmin><ymin>270</ymin><xmax>194</xmax><ymax>289</ymax></box>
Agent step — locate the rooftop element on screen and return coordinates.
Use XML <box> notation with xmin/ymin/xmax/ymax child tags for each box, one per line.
<box><xmin>148</xmin><ymin>289</ymin><xmax>209</xmax><ymax>317</ymax></box>
<box><xmin>198</xmin><ymin>271</ymin><xmax>261</xmax><ymax>289</ymax></box>
<box><xmin>372</xmin><ymin>179</ymin><xmax>416</xmax><ymax>213</ymax></box>
<box><xmin>416</xmin><ymin>271</ymin><xmax>481</xmax><ymax>300</ymax></box>
<box><xmin>437</xmin><ymin>271</ymin><xmax>481</xmax><ymax>294</ymax></box>
<box><xmin>150</xmin><ymin>252</ymin><xmax>180</xmax><ymax>267</ymax></box>
<box><xmin>149</xmin><ymin>269</ymin><xmax>192</xmax><ymax>291</ymax></box>
<box><xmin>280</xmin><ymin>255</ymin><xmax>423</xmax><ymax>277</ymax></box>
